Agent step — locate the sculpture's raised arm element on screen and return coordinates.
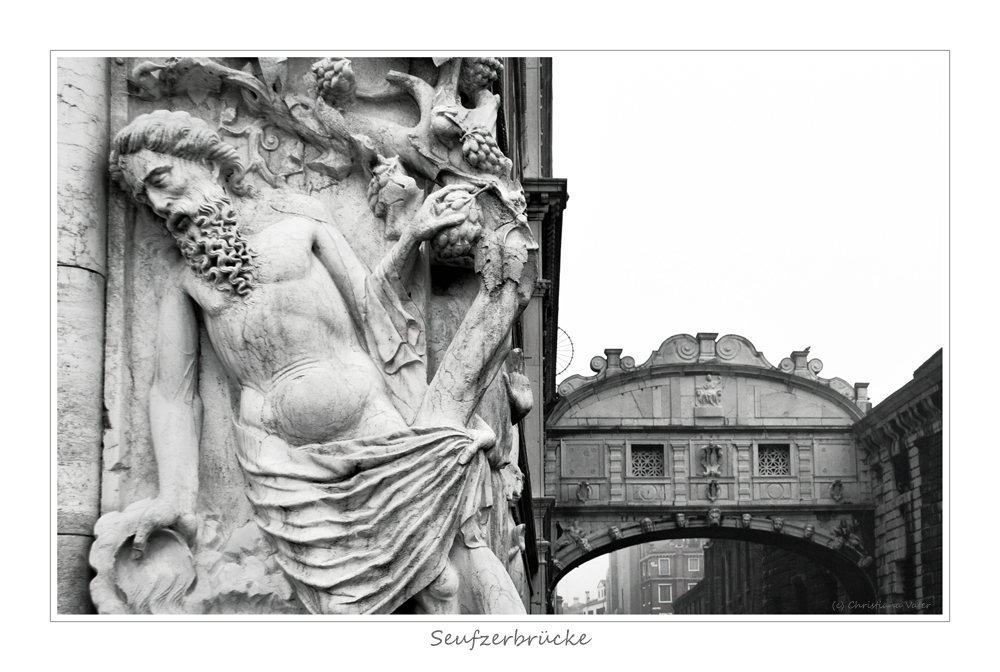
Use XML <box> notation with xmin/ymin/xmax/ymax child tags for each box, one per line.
<box><xmin>311</xmin><ymin>185</ymin><xmax>468</xmax><ymax>317</ymax></box>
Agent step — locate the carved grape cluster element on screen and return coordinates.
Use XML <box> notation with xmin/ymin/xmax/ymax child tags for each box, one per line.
<box><xmin>459</xmin><ymin>57</ymin><xmax>504</xmax><ymax>95</ymax></box>
<box><xmin>430</xmin><ymin>189</ymin><xmax>483</xmax><ymax>260</ymax></box>
<box><xmin>367</xmin><ymin>156</ymin><xmax>405</xmax><ymax>218</ymax></box>
<box><xmin>462</xmin><ymin>127</ymin><xmax>511</xmax><ymax>177</ymax></box>
<box><xmin>311</xmin><ymin>58</ymin><xmax>356</xmax><ymax>107</ymax></box>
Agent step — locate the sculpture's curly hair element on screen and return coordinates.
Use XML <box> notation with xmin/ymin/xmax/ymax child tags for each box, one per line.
<box><xmin>109</xmin><ymin>110</ymin><xmax>244</xmax><ymax>200</ymax></box>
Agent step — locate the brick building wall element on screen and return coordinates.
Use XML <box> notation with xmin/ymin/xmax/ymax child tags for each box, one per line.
<box><xmin>856</xmin><ymin>351</ymin><xmax>943</xmax><ymax>614</ymax></box>
<box><xmin>638</xmin><ymin>539</ymin><xmax>705</xmax><ymax>614</ymax></box>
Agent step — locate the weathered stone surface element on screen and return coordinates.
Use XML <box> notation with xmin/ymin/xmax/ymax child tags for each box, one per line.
<box><xmin>57</xmin><ymin>266</ymin><xmax>104</xmax><ymax>534</ymax></box>
<box><xmin>57</xmin><ymin>535</ymin><xmax>95</xmax><ymax>614</ymax></box>
<box><xmin>58</xmin><ymin>58</ymin><xmax>108</xmax><ymax>275</ymax></box>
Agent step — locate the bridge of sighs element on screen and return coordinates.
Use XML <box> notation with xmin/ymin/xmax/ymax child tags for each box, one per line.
<box><xmin>542</xmin><ymin>333</ymin><xmax>878</xmax><ymax>607</ymax></box>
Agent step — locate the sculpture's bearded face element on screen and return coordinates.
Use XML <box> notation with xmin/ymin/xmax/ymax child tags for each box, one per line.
<box><xmin>120</xmin><ymin>150</ymin><xmax>257</xmax><ymax>297</ymax></box>
<box><xmin>120</xmin><ymin>150</ymin><xmax>227</xmax><ymax>231</ymax></box>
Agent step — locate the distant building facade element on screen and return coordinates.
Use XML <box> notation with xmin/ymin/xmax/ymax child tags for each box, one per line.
<box><xmin>556</xmin><ymin>579</ymin><xmax>606</xmax><ymax>615</ymax></box>
<box><xmin>606</xmin><ymin>539</ymin><xmax>704</xmax><ymax>614</ymax></box>
<box><xmin>674</xmin><ymin>539</ymin><xmax>850</xmax><ymax>615</ymax></box>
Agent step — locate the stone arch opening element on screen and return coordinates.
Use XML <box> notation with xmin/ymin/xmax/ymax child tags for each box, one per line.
<box><xmin>551</xmin><ymin>526</ymin><xmax>877</xmax><ymax>614</ymax></box>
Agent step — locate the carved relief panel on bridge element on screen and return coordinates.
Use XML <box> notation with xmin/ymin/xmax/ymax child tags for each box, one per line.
<box><xmin>813</xmin><ymin>439</ymin><xmax>860</xmax><ymax>503</ymax></box>
<box><xmin>699</xmin><ymin>443</ymin><xmax>726</xmax><ymax>477</ymax></box>
<box><xmin>694</xmin><ymin>374</ymin><xmax>724</xmax><ymax>418</ymax></box>
<box><xmin>687</xmin><ymin>441</ymin><xmax>734</xmax><ymax>504</ymax></box>
<box><xmin>558</xmin><ymin>440</ymin><xmax>607</xmax><ymax>503</ymax></box>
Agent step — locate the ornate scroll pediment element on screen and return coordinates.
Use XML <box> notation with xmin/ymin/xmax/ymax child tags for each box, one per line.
<box><xmin>556</xmin><ymin>333</ymin><xmax>867</xmax><ymax>414</ymax></box>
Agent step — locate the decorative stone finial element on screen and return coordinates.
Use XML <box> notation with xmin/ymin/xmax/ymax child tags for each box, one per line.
<box><xmin>696</xmin><ymin>333</ymin><xmax>719</xmax><ymax>362</ymax></box>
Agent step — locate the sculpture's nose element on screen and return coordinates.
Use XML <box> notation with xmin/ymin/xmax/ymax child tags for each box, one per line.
<box><xmin>148</xmin><ymin>195</ymin><xmax>173</xmax><ymax>220</ymax></box>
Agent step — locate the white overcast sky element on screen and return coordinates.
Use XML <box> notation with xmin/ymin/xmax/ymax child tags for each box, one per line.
<box><xmin>551</xmin><ymin>51</ymin><xmax>948</xmax><ymax>602</ymax></box>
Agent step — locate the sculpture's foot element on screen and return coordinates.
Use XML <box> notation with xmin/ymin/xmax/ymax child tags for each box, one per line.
<box><xmin>450</xmin><ymin>543</ymin><xmax>526</xmax><ymax>614</ymax></box>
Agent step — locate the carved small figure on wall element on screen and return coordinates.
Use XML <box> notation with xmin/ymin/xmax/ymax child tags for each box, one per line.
<box><xmin>707</xmin><ymin>509</ymin><xmax>722</xmax><ymax>527</ymax></box>
<box><xmin>675</xmin><ymin>513</ymin><xmax>687</xmax><ymax>528</ymax></box>
<box><xmin>640</xmin><ymin>518</ymin><xmax>654</xmax><ymax>534</ymax></box>
<box><xmin>576</xmin><ymin>481</ymin><xmax>593</xmax><ymax>502</ymax></box>
<box><xmin>803</xmin><ymin>524</ymin><xmax>815</xmax><ymax>539</ymax></box>
<box><xmin>695</xmin><ymin>374</ymin><xmax>723</xmax><ymax>407</ymax></box>
<box><xmin>828</xmin><ymin>479</ymin><xmax>845</xmax><ymax>502</ymax></box>
<box><xmin>772</xmin><ymin>517</ymin><xmax>785</xmax><ymax>532</ymax></box>
<box><xmin>701</xmin><ymin>444</ymin><xmax>724</xmax><ymax>477</ymax></box>
<box><xmin>556</xmin><ymin>520</ymin><xmax>589</xmax><ymax>550</ymax></box>
<box><xmin>608</xmin><ymin>526</ymin><xmax>622</xmax><ymax>541</ymax></box>
<box><xmin>832</xmin><ymin>518</ymin><xmax>865</xmax><ymax>552</ymax></box>
<box><xmin>741</xmin><ymin>513</ymin><xmax>752</xmax><ymax>528</ymax></box>
<box><xmin>706</xmin><ymin>479</ymin><xmax>721</xmax><ymax>502</ymax></box>
<box><xmin>92</xmin><ymin>66</ymin><xmax>535</xmax><ymax>616</ymax></box>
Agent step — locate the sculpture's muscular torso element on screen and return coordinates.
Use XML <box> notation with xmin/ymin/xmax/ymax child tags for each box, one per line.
<box><xmin>184</xmin><ymin>216</ymin><xmax>410</xmax><ymax>445</ymax></box>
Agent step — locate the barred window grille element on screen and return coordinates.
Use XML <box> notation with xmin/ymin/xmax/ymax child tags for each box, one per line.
<box><xmin>758</xmin><ymin>444</ymin><xmax>791</xmax><ymax>476</ymax></box>
<box><xmin>631</xmin><ymin>445</ymin><xmax>664</xmax><ymax>477</ymax></box>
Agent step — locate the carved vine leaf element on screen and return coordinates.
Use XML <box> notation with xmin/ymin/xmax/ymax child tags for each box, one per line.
<box><xmin>258</xmin><ymin>57</ymin><xmax>287</xmax><ymax>97</ymax></box>
<box><xmin>130</xmin><ymin>57</ymin><xmax>357</xmax><ymax>176</ymax></box>
<box><xmin>503</xmin><ymin>234</ymin><xmax>528</xmax><ymax>287</ymax></box>
<box><xmin>219</xmin><ymin>120</ymin><xmax>281</xmax><ymax>188</ymax></box>
<box><xmin>185</xmin><ymin>68</ymin><xmax>223</xmax><ymax>106</ymax></box>
<box><xmin>471</xmin><ymin>223</ymin><xmax>525</xmax><ymax>293</ymax></box>
<box><xmin>474</xmin><ymin>228</ymin><xmax>505</xmax><ymax>292</ymax></box>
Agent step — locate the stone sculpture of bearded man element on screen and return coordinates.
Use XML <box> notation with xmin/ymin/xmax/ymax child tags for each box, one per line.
<box><xmin>92</xmin><ymin>109</ymin><xmax>532</xmax><ymax>615</ymax></box>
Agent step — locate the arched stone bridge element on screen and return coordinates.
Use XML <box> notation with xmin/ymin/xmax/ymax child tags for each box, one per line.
<box><xmin>543</xmin><ymin>333</ymin><xmax>878</xmax><ymax>606</ymax></box>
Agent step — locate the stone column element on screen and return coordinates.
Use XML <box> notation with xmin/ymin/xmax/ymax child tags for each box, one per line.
<box><xmin>57</xmin><ymin>57</ymin><xmax>109</xmax><ymax>614</ymax></box>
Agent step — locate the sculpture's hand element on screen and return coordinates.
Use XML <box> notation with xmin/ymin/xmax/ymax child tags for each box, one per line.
<box><xmin>502</xmin><ymin>349</ymin><xmax>533</xmax><ymax>425</ymax></box>
<box><xmin>407</xmin><ymin>185</ymin><xmax>476</xmax><ymax>243</ymax></box>
<box><xmin>458</xmin><ymin>417</ymin><xmax>497</xmax><ymax>466</ymax></box>
<box><xmin>132</xmin><ymin>496</ymin><xmax>200</xmax><ymax>560</ymax></box>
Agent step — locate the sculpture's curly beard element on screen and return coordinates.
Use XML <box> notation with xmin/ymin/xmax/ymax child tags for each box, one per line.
<box><xmin>172</xmin><ymin>197</ymin><xmax>258</xmax><ymax>297</ymax></box>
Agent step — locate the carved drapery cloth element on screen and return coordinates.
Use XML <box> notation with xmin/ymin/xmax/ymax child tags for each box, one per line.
<box><xmin>362</xmin><ymin>247</ymin><xmax>428</xmax><ymax>424</ymax></box>
<box><xmin>234</xmin><ymin>422</ymin><xmax>492</xmax><ymax>614</ymax></box>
